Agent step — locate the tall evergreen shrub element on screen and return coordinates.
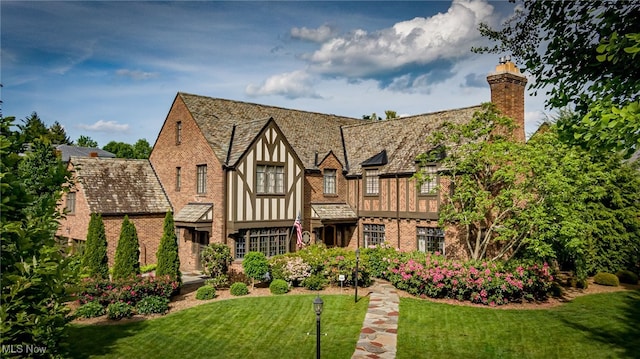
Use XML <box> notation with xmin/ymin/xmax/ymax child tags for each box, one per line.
<box><xmin>112</xmin><ymin>216</ymin><xmax>140</xmax><ymax>280</ymax></box>
<box><xmin>82</xmin><ymin>213</ymin><xmax>109</xmax><ymax>279</ymax></box>
<box><xmin>156</xmin><ymin>211</ymin><xmax>181</xmax><ymax>283</ymax></box>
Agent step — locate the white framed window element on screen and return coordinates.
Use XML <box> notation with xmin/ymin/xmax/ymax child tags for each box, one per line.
<box><xmin>256</xmin><ymin>164</ymin><xmax>284</xmax><ymax>194</ymax></box>
<box><xmin>417</xmin><ymin>227</ymin><xmax>445</xmax><ymax>254</ymax></box>
<box><xmin>364</xmin><ymin>224</ymin><xmax>385</xmax><ymax>247</ymax></box>
<box><xmin>196</xmin><ymin>164</ymin><xmax>207</xmax><ymax>194</ymax></box>
<box><xmin>323</xmin><ymin>169</ymin><xmax>336</xmax><ymax>194</ymax></box>
<box><xmin>419</xmin><ymin>165</ymin><xmax>438</xmax><ymax>195</ymax></box>
<box><xmin>365</xmin><ymin>169</ymin><xmax>379</xmax><ymax>195</ymax></box>
<box><xmin>66</xmin><ymin>192</ymin><xmax>76</xmax><ymax>214</ymax></box>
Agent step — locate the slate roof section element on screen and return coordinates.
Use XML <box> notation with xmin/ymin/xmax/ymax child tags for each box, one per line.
<box><xmin>179</xmin><ymin>93</ymin><xmax>362</xmax><ymax>169</ymax></box>
<box><xmin>56</xmin><ymin>145</ymin><xmax>115</xmax><ymax>162</ymax></box>
<box><xmin>174</xmin><ymin>203</ymin><xmax>213</xmax><ymax>223</ymax></box>
<box><xmin>71</xmin><ymin>157</ymin><xmax>171</xmax><ymax>215</ymax></box>
<box><xmin>311</xmin><ymin>203</ymin><xmax>358</xmax><ymax>221</ymax></box>
<box><xmin>342</xmin><ymin>106</ymin><xmax>482</xmax><ymax>176</ymax></box>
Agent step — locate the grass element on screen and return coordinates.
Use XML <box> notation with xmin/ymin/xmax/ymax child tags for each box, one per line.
<box><xmin>64</xmin><ymin>295</ymin><xmax>368</xmax><ymax>358</ymax></box>
<box><xmin>397</xmin><ymin>290</ymin><xmax>640</xmax><ymax>359</ymax></box>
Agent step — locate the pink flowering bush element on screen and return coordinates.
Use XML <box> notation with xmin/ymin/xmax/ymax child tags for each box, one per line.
<box><xmin>383</xmin><ymin>252</ymin><xmax>554</xmax><ymax>306</ymax></box>
<box><xmin>75</xmin><ymin>274</ymin><xmax>180</xmax><ymax>307</ymax></box>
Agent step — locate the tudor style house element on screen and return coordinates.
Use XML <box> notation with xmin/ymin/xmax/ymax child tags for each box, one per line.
<box><xmin>56</xmin><ymin>157</ymin><xmax>172</xmax><ymax>266</ymax></box>
<box><xmin>150</xmin><ymin>59</ymin><xmax>527</xmax><ymax>271</ymax></box>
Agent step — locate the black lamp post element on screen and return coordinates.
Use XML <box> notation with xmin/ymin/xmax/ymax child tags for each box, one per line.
<box><xmin>355</xmin><ymin>248</ymin><xmax>360</xmax><ymax>303</ymax></box>
<box><xmin>313</xmin><ymin>295</ymin><xmax>324</xmax><ymax>359</ymax></box>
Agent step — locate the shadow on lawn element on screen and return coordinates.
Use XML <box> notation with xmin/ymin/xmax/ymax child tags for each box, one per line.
<box><xmin>64</xmin><ymin>320</ymin><xmax>150</xmax><ymax>358</ymax></box>
<box><xmin>558</xmin><ymin>289</ymin><xmax>640</xmax><ymax>359</ymax></box>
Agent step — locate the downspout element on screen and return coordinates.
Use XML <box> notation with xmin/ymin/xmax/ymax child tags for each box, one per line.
<box><xmin>396</xmin><ymin>174</ymin><xmax>400</xmax><ymax>249</ymax></box>
<box><xmin>356</xmin><ymin>174</ymin><xmax>360</xmax><ymax>249</ymax></box>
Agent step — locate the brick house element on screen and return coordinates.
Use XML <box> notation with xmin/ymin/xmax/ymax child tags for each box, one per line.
<box><xmin>149</xmin><ymin>59</ymin><xmax>527</xmax><ymax>270</ymax></box>
<box><xmin>56</xmin><ymin>157</ymin><xmax>172</xmax><ymax>266</ymax></box>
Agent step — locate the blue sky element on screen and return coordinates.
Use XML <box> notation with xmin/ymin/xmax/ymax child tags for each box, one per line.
<box><xmin>2</xmin><ymin>0</ymin><xmax>548</xmax><ymax>147</ymax></box>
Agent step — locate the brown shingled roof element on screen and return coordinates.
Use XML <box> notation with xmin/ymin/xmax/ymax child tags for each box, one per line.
<box><xmin>342</xmin><ymin>106</ymin><xmax>482</xmax><ymax>176</ymax></box>
<box><xmin>71</xmin><ymin>157</ymin><xmax>171</xmax><ymax>215</ymax></box>
<box><xmin>179</xmin><ymin>93</ymin><xmax>362</xmax><ymax>169</ymax></box>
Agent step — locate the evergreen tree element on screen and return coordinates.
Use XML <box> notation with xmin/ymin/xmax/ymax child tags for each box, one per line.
<box><xmin>82</xmin><ymin>213</ymin><xmax>109</xmax><ymax>279</ymax></box>
<box><xmin>18</xmin><ymin>112</ymin><xmax>48</xmax><ymax>144</ymax></box>
<box><xmin>112</xmin><ymin>216</ymin><xmax>140</xmax><ymax>280</ymax></box>
<box><xmin>48</xmin><ymin>121</ymin><xmax>71</xmax><ymax>145</ymax></box>
<box><xmin>155</xmin><ymin>211</ymin><xmax>181</xmax><ymax>283</ymax></box>
<box><xmin>76</xmin><ymin>135</ymin><xmax>98</xmax><ymax>148</ymax></box>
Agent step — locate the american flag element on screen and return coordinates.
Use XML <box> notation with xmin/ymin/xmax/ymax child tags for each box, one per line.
<box><xmin>294</xmin><ymin>214</ymin><xmax>303</xmax><ymax>248</ymax></box>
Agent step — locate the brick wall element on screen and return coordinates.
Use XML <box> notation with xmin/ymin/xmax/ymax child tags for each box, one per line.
<box><xmin>103</xmin><ymin>214</ymin><xmax>166</xmax><ymax>267</ymax></box>
<box><xmin>149</xmin><ymin>95</ymin><xmax>225</xmax><ymax>245</ymax></box>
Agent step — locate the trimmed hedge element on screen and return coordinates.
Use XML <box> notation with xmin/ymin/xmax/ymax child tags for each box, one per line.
<box><xmin>230</xmin><ymin>282</ymin><xmax>249</xmax><ymax>296</ymax></box>
<box><xmin>269</xmin><ymin>279</ymin><xmax>289</xmax><ymax>295</ymax></box>
<box><xmin>195</xmin><ymin>285</ymin><xmax>217</xmax><ymax>300</ymax></box>
<box><xmin>615</xmin><ymin>270</ymin><xmax>639</xmax><ymax>285</ymax></box>
<box><xmin>593</xmin><ymin>272</ymin><xmax>620</xmax><ymax>286</ymax></box>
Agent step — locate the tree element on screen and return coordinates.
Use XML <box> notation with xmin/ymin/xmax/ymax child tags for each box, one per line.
<box><xmin>1</xmin><ymin>116</ymin><xmax>75</xmax><ymax>356</ymax></box>
<box><xmin>133</xmin><ymin>138</ymin><xmax>152</xmax><ymax>159</ymax></box>
<box><xmin>475</xmin><ymin>1</ymin><xmax>640</xmax><ymax>158</ymax></box>
<box><xmin>112</xmin><ymin>216</ymin><xmax>140</xmax><ymax>280</ymax></box>
<box><xmin>242</xmin><ymin>252</ymin><xmax>269</xmax><ymax>289</ymax></box>
<box><xmin>76</xmin><ymin>135</ymin><xmax>98</xmax><ymax>148</ymax></box>
<box><xmin>48</xmin><ymin>121</ymin><xmax>72</xmax><ymax>145</ymax></box>
<box><xmin>82</xmin><ymin>213</ymin><xmax>109</xmax><ymax>279</ymax></box>
<box><xmin>384</xmin><ymin>110</ymin><xmax>398</xmax><ymax>120</ymax></box>
<box><xmin>155</xmin><ymin>212</ymin><xmax>181</xmax><ymax>283</ymax></box>
<box><xmin>417</xmin><ymin>103</ymin><xmax>544</xmax><ymax>261</ymax></box>
<box><xmin>18</xmin><ymin>112</ymin><xmax>48</xmax><ymax>144</ymax></box>
<box><xmin>103</xmin><ymin>141</ymin><xmax>134</xmax><ymax>159</ymax></box>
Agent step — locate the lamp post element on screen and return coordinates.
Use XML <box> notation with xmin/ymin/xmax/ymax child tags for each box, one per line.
<box><xmin>355</xmin><ymin>248</ymin><xmax>360</xmax><ymax>303</ymax></box>
<box><xmin>313</xmin><ymin>295</ymin><xmax>324</xmax><ymax>359</ymax></box>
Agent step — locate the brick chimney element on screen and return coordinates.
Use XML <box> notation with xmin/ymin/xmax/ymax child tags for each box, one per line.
<box><xmin>89</xmin><ymin>151</ymin><xmax>99</xmax><ymax>157</ymax></box>
<box><xmin>486</xmin><ymin>56</ymin><xmax>527</xmax><ymax>142</ymax></box>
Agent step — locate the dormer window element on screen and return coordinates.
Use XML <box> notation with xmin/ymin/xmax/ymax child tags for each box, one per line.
<box><xmin>323</xmin><ymin>169</ymin><xmax>336</xmax><ymax>195</ymax></box>
<box><xmin>419</xmin><ymin>165</ymin><xmax>439</xmax><ymax>195</ymax></box>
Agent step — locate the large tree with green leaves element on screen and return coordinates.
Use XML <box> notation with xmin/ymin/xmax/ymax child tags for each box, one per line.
<box><xmin>155</xmin><ymin>212</ymin><xmax>181</xmax><ymax>283</ymax></box>
<box><xmin>76</xmin><ymin>135</ymin><xmax>98</xmax><ymax>148</ymax></box>
<box><xmin>475</xmin><ymin>1</ymin><xmax>639</xmax><ymax>158</ymax></box>
<box><xmin>1</xmin><ymin>116</ymin><xmax>75</xmax><ymax>356</ymax></box>
<box><xmin>112</xmin><ymin>216</ymin><xmax>140</xmax><ymax>280</ymax></box>
<box><xmin>17</xmin><ymin>112</ymin><xmax>48</xmax><ymax>144</ymax></box>
<box><xmin>82</xmin><ymin>213</ymin><xmax>109</xmax><ymax>279</ymax></box>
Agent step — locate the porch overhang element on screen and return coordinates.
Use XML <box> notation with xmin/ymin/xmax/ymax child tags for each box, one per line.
<box><xmin>310</xmin><ymin>203</ymin><xmax>357</xmax><ymax>224</ymax></box>
<box><xmin>174</xmin><ymin>203</ymin><xmax>213</xmax><ymax>231</ymax></box>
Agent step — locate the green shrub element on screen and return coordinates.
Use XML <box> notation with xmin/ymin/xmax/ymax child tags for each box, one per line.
<box><xmin>195</xmin><ymin>285</ymin><xmax>217</xmax><ymax>300</ymax></box>
<box><xmin>303</xmin><ymin>274</ymin><xmax>327</xmax><ymax>291</ymax></box>
<box><xmin>140</xmin><ymin>263</ymin><xmax>157</xmax><ymax>274</ymax></box>
<box><xmin>75</xmin><ymin>301</ymin><xmax>105</xmax><ymax>318</ymax></box>
<box><xmin>230</xmin><ymin>282</ymin><xmax>249</xmax><ymax>296</ymax></box>
<box><xmin>269</xmin><ymin>279</ymin><xmax>289</xmax><ymax>295</ymax></box>
<box><xmin>242</xmin><ymin>252</ymin><xmax>269</xmax><ymax>289</ymax></box>
<box><xmin>83</xmin><ymin>213</ymin><xmax>109</xmax><ymax>279</ymax></box>
<box><xmin>156</xmin><ymin>211</ymin><xmax>181</xmax><ymax>283</ymax></box>
<box><xmin>205</xmin><ymin>276</ymin><xmax>229</xmax><ymax>289</ymax></box>
<box><xmin>615</xmin><ymin>270</ymin><xmax>639</xmax><ymax>284</ymax></box>
<box><xmin>106</xmin><ymin>301</ymin><xmax>134</xmax><ymax>320</ymax></box>
<box><xmin>76</xmin><ymin>275</ymin><xmax>179</xmax><ymax>307</ymax></box>
<box><xmin>112</xmin><ymin>216</ymin><xmax>141</xmax><ymax>280</ymax></box>
<box><xmin>550</xmin><ymin>282</ymin><xmax>563</xmax><ymax>297</ymax></box>
<box><xmin>593</xmin><ymin>272</ymin><xmax>620</xmax><ymax>286</ymax></box>
<box><xmin>135</xmin><ymin>295</ymin><xmax>170</xmax><ymax>314</ymax></box>
<box><xmin>201</xmin><ymin>243</ymin><xmax>233</xmax><ymax>279</ymax></box>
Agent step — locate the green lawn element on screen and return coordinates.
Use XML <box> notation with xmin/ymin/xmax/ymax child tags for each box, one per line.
<box><xmin>65</xmin><ymin>295</ymin><xmax>368</xmax><ymax>358</ymax></box>
<box><xmin>397</xmin><ymin>290</ymin><xmax>640</xmax><ymax>359</ymax></box>
<box><xmin>66</xmin><ymin>290</ymin><xmax>640</xmax><ymax>359</ymax></box>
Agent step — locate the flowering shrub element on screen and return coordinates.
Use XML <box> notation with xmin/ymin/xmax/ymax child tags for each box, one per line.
<box><xmin>76</xmin><ymin>274</ymin><xmax>180</xmax><ymax>307</ymax></box>
<box><xmin>384</xmin><ymin>252</ymin><xmax>554</xmax><ymax>306</ymax></box>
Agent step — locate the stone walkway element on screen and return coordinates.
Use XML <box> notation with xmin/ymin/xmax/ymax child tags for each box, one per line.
<box><xmin>352</xmin><ymin>280</ymin><xmax>399</xmax><ymax>359</ymax></box>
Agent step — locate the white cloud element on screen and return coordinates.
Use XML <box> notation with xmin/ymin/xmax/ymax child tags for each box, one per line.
<box><xmin>115</xmin><ymin>69</ymin><xmax>159</xmax><ymax>80</ymax></box>
<box><xmin>290</xmin><ymin>24</ymin><xmax>337</xmax><ymax>43</ymax></box>
<box><xmin>301</xmin><ymin>0</ymin><xmax>496</xmax><ymax>77</ymax></box>
<box><xmin>78</xmin><ymin>120</ymin><xmax>130</xmax><ymax>133</ymax></box>
<box><xmin>245</xmin><ymin>70</ymin><xmax>322</xmax><ymax>99</ymax></box>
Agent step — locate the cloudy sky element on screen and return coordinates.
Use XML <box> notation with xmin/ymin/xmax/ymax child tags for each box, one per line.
<box><xmin>2</xmin><ymin>0</ymin><xmax>548</xmax><ymax>147</ymax></box>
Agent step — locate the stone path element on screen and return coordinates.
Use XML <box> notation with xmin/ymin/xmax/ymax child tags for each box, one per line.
<box><xmin>352</xmin><ymin>280</ymin><xmax>399</xmax><ymax>359</ymax></box>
